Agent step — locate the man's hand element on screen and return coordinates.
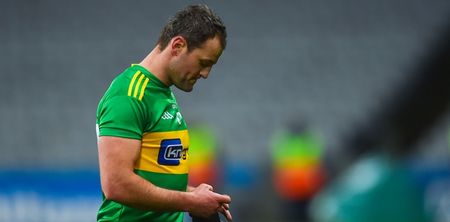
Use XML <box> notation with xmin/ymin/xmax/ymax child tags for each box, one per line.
<box><xmin>218</xmin><ymin>203</ymin><xmax>232</xmax><ymax>221</ymax></box>
<box><xmin>188</xmin><ymin>183</ymin><xmax>232</xmax><ymax>221</ymax></box>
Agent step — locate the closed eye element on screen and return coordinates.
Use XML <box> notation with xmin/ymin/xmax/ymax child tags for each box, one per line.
<box><xmin>199</xmin><ymin>59</ymin><xmax>215</xmax><ymax>67</ymax></box>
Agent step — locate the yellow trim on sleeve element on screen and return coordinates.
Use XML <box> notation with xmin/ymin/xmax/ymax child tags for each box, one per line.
<box><xmin>138</xmin><ymin>78</ymin><xmax>149</xmax><ymax>101</ymax></box>
<box><xmin>128</xmin><ymin>71</ymin><xmax>141</xmax><ymax>96</ymax></box>
<box><xmin>133</xmin><ymin>74</ymin><xmax>145</xmax><ymax>98</ymax></box>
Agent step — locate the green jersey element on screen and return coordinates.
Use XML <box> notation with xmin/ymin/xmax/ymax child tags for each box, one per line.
<box><xmin>96</xmin><ymin>64</ymin><xmax>190</xmax><ymax>222</ymax></box>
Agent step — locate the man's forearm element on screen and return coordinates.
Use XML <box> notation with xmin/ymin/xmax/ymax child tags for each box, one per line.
<box><xmin>187</xmin><ymin>185</ymin><xmax>195</xmax><ymax>192</ymax></box>
<box><xmin>104</xmin><ymin>172</ymin><xmax>193</xmax><ymax>212</ymax></box>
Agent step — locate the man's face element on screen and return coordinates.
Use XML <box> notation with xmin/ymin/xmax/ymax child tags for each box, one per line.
<box><xmin>168</xmin><ymin>35</ymin><xmax>223</xmax><ymax>92</ymax></box>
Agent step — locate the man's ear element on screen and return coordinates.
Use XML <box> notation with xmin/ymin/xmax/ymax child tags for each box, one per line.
<box><xmin>170</xmin><ymin>36</ymin><xmax>187</xmax><ymax>56</ymax></box>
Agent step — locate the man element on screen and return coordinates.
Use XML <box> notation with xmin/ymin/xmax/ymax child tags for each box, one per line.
<box><xmin>95</xmin><ymin>4</ymin><xmax>232</xmax><ymax>222</ymax></box>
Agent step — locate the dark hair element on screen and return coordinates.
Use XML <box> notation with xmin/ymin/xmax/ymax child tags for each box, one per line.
<box><xmin>157</xmin><ymin>4</ymin><xmax>227</xmax><ymax>52</ymax></box>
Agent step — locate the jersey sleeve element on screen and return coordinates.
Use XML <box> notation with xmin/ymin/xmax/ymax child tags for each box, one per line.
<box><xmin>97</xmin><ymin>96</ymin><xmax>147</xmax><ymax>140</ymax></box>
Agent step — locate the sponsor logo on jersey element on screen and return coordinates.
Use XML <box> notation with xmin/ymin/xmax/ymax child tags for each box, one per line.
<box><xmin>161</xmin><ymin>111</ymin><xmax>174</xmax><ymax>120</ymax></box>
<box><xmin>176</xmin><ymin>112</ymin><xmax>183</xmax><ymax>125</ymax></box>
<box><xmin>158</xmin><ymin>139</ymin><xmax>187</xmax><ymax>165</ymax></box>
<box><xmin>161</xmin><ymin>110</ymin><xmax>183</xmax><ymax>125</ymax></box>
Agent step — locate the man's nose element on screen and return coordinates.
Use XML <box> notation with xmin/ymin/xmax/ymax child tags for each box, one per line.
<box><xmin>199</xmin><ymin>67</ymin><xmax>211</xmax><ymax>79</ymax></box>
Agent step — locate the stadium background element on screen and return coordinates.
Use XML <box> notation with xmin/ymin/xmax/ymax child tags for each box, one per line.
<box><xmin>1</xmin><ymin>0</ymin><xmax>450</xmax><ymax>221</ymax></box>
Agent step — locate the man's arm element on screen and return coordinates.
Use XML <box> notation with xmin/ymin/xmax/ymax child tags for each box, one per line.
<box><xmin>97</xmin><ymin>136</ymin><xmax>230</xmax><ymax>217</ymax></box>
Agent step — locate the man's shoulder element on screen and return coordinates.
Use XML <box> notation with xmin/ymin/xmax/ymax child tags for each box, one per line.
<box><xmin>108</xmin><ymin>67</ymin><xmax>137</xmax><ymax>91</ymax></box>
<box><xmin>104</xmin><ymin>67</ymin><xmax>150</xmax><ymax>100</ymax></box>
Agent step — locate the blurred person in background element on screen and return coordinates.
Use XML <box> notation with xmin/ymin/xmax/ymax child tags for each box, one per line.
<box><xmin>188</xmin><ymin>123</ymin><xmax>221</xmax><ymax>188</ymax></box>
<box><xmin>270</xmin><ymin>119</ymin><xmax>326</xmax><ymax>222</ymax></box>
<box><xmin>95</xmin><ymin>4</ymin><xmax>231</xmax><ymax>222</ymax></box>
<box><xmin>310</xmin><ymin>17</ymin><xmax>450</xmax><ymax>222</ymax></box>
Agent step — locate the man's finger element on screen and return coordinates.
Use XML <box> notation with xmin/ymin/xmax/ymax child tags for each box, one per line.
<box><xmin>199</xmin><ymin>183</ymin><xmax>214</xmax><ymax>191</ymax></box>
<box><xmin>213</xmin><ymin>193</ymin><xmax>231</xmax><ymax>204</ymax></box>
<box><xmin>218</xmin><ymin>206</ymin><xmax>232</xmax><ymax>222</ymax></box>
<box><xmin>222</xmin><ymin>203</ymin><xmax>229</xmax><ymax>210</ymax></box>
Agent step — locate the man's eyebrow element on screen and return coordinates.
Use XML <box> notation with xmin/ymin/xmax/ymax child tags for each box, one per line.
<box><xmin>200</xmin><ymin>59</ymin><xmax>217</xmax><ymax>65</ymax></box>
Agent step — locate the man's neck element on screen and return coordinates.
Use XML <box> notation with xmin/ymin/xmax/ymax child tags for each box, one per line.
<box><xmin>139</xmin><ymin>46</ymin><xmax>171</xmax><ymax>87</ymax></box>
